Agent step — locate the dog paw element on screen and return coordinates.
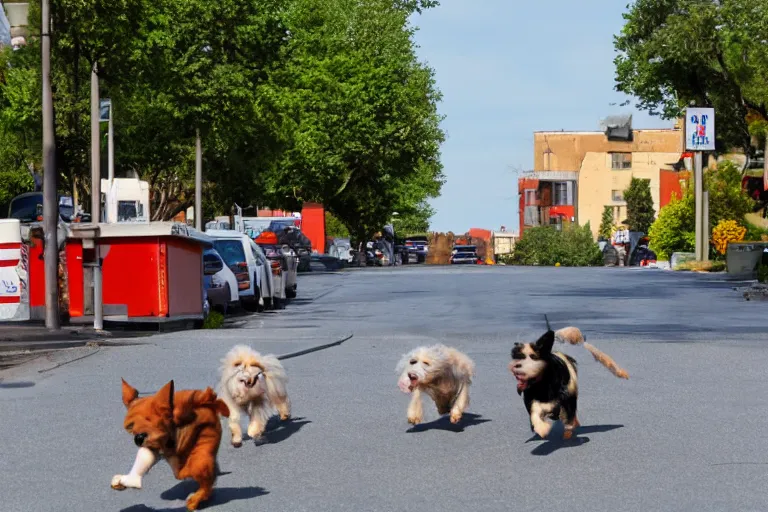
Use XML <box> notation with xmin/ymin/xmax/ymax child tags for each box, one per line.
<box><xmin>111</xmin><ymin>474</ymin><xmax>141</xmax><ymax>490</ymax></box>
<box><xmin>562</xmin><ymin>429</ymin><xmax>574</xmax><ymax>441</ymax></box>
<box><xmin>449</xmin><ymin>410</ymin><xmax>462</xmax><ymax>424</ymax></box>
<box><xmin>534</xmin><ymin>425</ymin><xmax>552</xmax><ymax>439</ymax></box>
<box><xmin>407</xmin><ymin>415</ymin><xmax>422</xmax><ymax>425</ymax></box>
<box><xmin>247</xmin><ymin>424</ymin><xmax>265</xmax><ymax>439</ymax></box>
<box><xmin>279</xmin><ymin>412</ymin><xmax>291</xmax><ymax>421</ymax></box>
<box><xmin>231</xmin><ymin>435</ymin><xmax>243</xmax><ymax>448</ymax></box>
<box><xmin>186</xmin><ymin>494</ymin><xmax>202</xmax><ymax>511</ymax></box>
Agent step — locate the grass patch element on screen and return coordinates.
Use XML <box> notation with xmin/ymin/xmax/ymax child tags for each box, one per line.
<box><xmin>203</xmin><ymin>310</ymin><xmax>225</xmax><ymax>329</ymax></box>
<box><xmin>676</xmin><ymin>260</ymin><xmax>726</xmax><ymax>272</ymax></box>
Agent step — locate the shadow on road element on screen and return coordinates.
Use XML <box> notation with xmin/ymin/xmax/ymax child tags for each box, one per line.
<box><xmin>0</xmin><ymin>381</ymin><xmax>35</xmax><ymax>389</ymax></box>
<box><xmin>406</xmin><ymin>412</ymin><xmax>491</xmax><ymax>433</ymax></box>
<box><xmin>246</xmin><ymin>416</ymin><xmax>312</xmax><ymax>446</ymax></box>
<box><xmin>525</xmin><ymin>423</ymin><xmax>624</xmax><ymax>456</ymax></box>
<box><xmin>146</xmin><ymin>483</ymin><xmax>269</xmax><ymax>509</ymax></box>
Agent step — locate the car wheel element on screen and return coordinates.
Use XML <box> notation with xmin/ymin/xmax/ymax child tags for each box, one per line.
<box><xmin>285</xmin><ymin>286</ymin><xmax>297</xmax><ymax>299</ymax></box>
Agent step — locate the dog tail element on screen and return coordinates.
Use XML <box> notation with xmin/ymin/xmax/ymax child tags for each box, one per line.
<box><xmin>261</xmin><ymin>354</ymin><xmax>289</xmax><ymax>399</ymax></box>
<box><xmin>554</xmin><ymin>327</ymin><xmax>629</xmax><ymax>380</ymax></box>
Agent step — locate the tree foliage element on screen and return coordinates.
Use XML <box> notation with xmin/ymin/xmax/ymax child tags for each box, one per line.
<box><xmin>614</xmin><ymin>0</ymin><xmax>768</xmax><ymax>154</ymax></box>
<box><xmin>0</xmin><ymin>0</ymin><xmax>444</xmax><ymax>235</ymax></box>
<box><xmin>512</xmin><ymin>224</ymin><xmax>602</xmax><ymax>267</ymax></box>
<box><xmin>261</xmin><ymin>0</ymin><xmax>444</xmax><ymax>240</ymax></box>
<box><xmin>598</xmin><ymin>205</ymin><xmax>614</xmax><ymax>240</ymax></box>
<box><xmin>648</xmin><ymin>160</ymin><xmax>755</xmax><ymax>258</ymax></box>
<box><xmin>624</xmin><ymin>177</ymin><xmax>655</xmax><ymax>234</ymax></box>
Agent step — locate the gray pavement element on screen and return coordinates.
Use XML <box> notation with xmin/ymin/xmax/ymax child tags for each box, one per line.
<box><xmin>1</xmin><ymin>266</ymin><xmax>767</xmax><ymax>512</ymax></box>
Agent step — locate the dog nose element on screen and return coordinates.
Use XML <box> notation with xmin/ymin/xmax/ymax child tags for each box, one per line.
<box><xmin>134</xmin><ymin>433</ymin><xmax>147</xmax><ymax>447</ymax></box>
<box><xmin>513</xmin><ymin>363</ymin><xmax>522</xmax><ymax>369</ymax></box>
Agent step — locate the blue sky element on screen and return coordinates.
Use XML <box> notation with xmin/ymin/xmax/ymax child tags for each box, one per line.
<box><xmin>411</xmin><ymin>1</ymin><xmax>673</xmax><ymax>233</ymax></box>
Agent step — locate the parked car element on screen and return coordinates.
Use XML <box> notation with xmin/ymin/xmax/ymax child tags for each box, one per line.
<box><xmin>327</xmin><ymin>237</ymin><xmax>353</xmax><ymax>264</ymax></box>
<box><xmin>206</xmin><ymin>230</ymin><xmax>267</xmax><ymax>312</ymax></box>
<box><xmin>6</xmin><ymin>192</ymin><xmax>91</xmax><ymax>223</ymax></box>
<box><xmin>255</xmin><ymin>231</ymin><xmax>299</xmax><ymax>299</ymax></box>
<box><xmin>405</xmin><ymin>235</ymin><xmax>429</xmax><ymax>263</ymax></box>
<box><xmin>450</xmin><ymin>245</ymin><xmax>482</xmax><ymax>264</ymax></box>
<box><xmin>203</xmin><ymin>248</ymin><xmax>239</xmax><ymax>314</ymax></box>
<box><xmin>250</xmin><ymin>236</ymin><xmax>286</xmax><ymax>308</ymax></box>
<box><xmin>273</xmin><ymin>225</ymin><xmax>313</xmax><ymax>272</ymax></box>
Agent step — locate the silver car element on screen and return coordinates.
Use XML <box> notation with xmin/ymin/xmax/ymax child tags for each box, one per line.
<box><xmin>259</xmin><ymin>242</ymin><xmax>298</xmax><ymax>300</ymax></box>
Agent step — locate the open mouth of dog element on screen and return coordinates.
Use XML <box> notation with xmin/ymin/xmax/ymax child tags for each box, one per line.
<box><xmin>512</xmin><ymin>371</ymin><xmax>528</xmax><ymax>392</ymax></box>
<box><xmin>407</xmin><ymin>373</ymin><xmax>418</xmax><ymax>391</ymax></box>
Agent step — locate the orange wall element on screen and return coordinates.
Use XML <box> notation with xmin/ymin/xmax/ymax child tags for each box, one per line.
<box><xmin>659</xmin><ymin>169</ymin><xmax>689</xmax><ymax>208</ymax></box>
<box><xmin>533</xmin><ymin>129</ymin><xmax>683</xmax><ymax>171</ymax></box>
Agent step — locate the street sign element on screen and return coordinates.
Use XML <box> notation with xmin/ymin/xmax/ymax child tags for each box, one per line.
<box><xmin>99</xmin><ymin>99</ymin><xmax>111</xmax><ymax>122</ymax></box>
<box><xmin>685</xmin><ymin>107</ymin><xmax>715</xmax><ymax>151</ymax></box>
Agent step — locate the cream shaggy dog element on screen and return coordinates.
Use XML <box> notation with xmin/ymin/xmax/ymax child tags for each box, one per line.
<box><xmin>396</xmin><ymin>345</ymin><xmax>475</xmax><ymax>425</ymax></box>
<box><xmin>218</xmin><ymin>345</ymin><xmax>291</xmax><ymax>447</ymax></box>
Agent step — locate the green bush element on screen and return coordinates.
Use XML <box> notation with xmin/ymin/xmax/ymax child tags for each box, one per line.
<box><xmin>649</xmin><ymin>190</ymin><xmax>695</xmax><ymax>260</ymax></box>
<box><xmin>649</xmin><ymin>160</ymin><xmax>756</xmax><ymax>260</ymax></box>
<box><xmin>512</xmin><ymin>223</ymin><xmax>602</xmax><ymax>266</ymax></box>
<box><xmin>758</xmin><ymin>264</ymin><xmax>768</xmax><ymax>284</ymax></box>
<box><xmin>745</xmin><ymin>220</ymin><xmax>768</xmax><ymax>241</ymax></box>
<box><xmin>203</xmin><ymin>311</ymin><xmax>225</xmax><ymax>329</ymax></box>
<box><xmin>706</xmin><ymin>160</ymin><xmax>755</xmax><ymax>230</ymax></box>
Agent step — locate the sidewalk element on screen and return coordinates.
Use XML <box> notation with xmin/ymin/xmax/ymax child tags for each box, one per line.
<box><xmin>0</xmin><ymin>322</ymin><xmax>152</xmax><ymax>352</ymax></box>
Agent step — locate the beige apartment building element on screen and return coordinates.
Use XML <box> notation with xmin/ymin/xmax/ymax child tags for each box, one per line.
<box><xmin>523</xmin><ymin>125</ymin><xmax>685</xmax><ymax>238</ymax></box>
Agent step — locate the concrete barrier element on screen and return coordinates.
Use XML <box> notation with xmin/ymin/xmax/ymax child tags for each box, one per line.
<box><xmin>726</xmin><ymin>242</ymin><xmax>768</xmax><ymax>279</ymax></box>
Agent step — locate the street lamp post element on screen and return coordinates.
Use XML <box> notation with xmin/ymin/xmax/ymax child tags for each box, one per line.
<box><xmin>41</xmin><ymin>0</ymin><xmax>60</xmax><ymax>330</ymax></box>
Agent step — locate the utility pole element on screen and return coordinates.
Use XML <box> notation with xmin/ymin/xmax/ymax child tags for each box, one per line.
<box><xmin>195</xmin><ymin>129</ymin><xmax>202</xmax><ymax>230</ymax></box>
<box><xmin>694</xmin><ymin>151</ymin><xmax>704</xmax><ymax>261</ymax></box>
<box><xmin>91</xmin><ymin>62</ymin><xmax>103</xmax><ymax>331</ymax></box>
<box><xmin>41</xmin><ymin>0</ymin><xmax>59</xmax><ymax>330</ymax></box>
<box><xmin>108</xmin><ymin>100</ymin><xmax>114</xmax><ymax>182</ymax></box>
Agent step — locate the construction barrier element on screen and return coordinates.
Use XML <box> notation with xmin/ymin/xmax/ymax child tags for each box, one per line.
<box><xmin>0</xmin><ymin>219</ymin><xmax>30</xmax><ymax>321</ymax></box>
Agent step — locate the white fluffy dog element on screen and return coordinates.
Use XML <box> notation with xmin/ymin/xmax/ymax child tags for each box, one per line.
<box><xmin>218</xmin><ymin>345</ymin><xmax>291</xmax><ymax>447</ymax></box>
<box><xmin>396</xmin><ymin>345</ymin><xmax>475</xmax><ymax>425</ymax></box>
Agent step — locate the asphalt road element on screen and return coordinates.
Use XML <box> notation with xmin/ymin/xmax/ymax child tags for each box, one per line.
<box><xmin>1</xmin><ymin>266</ymin><xmax>767</xmax><ymax>512</ymax></box>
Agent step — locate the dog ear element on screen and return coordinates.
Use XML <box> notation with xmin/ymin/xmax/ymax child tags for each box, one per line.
<box><xmin>215</xmin><ymin>399</ymin><xmax>231</xmax><ymax>418</ymax></box>
<box><xmin>534</xmin><ymin>330</ymin><xmax>555</xmax><ymax>354</ymax></box>
<box><xmin>154</xmin><ymin>380</ymin><xmax>175</xmax><ymax>418</ymax></box>
<box><xmin>121</xmin><ymin>378</ymin><xmax>139</xmax><ymax>407</ymax></box>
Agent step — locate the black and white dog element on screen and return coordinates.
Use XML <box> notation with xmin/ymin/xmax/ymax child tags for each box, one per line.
<box><xmin>509</xmin><ymin>318</ymin><xmax>629</xmax><ymax>440</ymax></box>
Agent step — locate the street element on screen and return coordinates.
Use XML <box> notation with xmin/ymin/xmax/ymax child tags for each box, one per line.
<box><xmin>1</xmin><ymin>266</ymin><xmax>767</xmax><ymax>512</ymax></box>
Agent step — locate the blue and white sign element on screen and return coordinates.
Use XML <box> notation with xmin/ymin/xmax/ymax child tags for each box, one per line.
<box><xmin>685</xmin><ymin>107</ymin><xmax>715</xmax><ymax>151</ymax></box>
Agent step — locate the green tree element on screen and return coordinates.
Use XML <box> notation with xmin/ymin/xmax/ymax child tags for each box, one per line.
<box><xmin>624</xmin><ymin>177</ymin><xmax>655</xmax><ymax>234</ymax></box>
<box><xmin>614</xmin><ymin>0</ymin><xmax>768</xmax><ymax>154</ymax></box>
<box><xmin>706</xmin><ymin>160</ymin><xmax>755</xmax><ymax>228</ymax></box>
<box><xmin>648</xmin><ymin>190</ymin><xmax>695</xmax><ymax>260</ymax></box>
<box><xmin>261</xmin><ymin>0</ymin><xmax>445</xmax><ymax>240</ymax></box>
<box><xmin>598</xmin><ymin>205</ymin><xmax>614</xmax><ymax>240</ymax></box>
<box><xmin>325</xmin><ymin>211</ymin><xmax>350</xmax><ymax>239</ymax></box>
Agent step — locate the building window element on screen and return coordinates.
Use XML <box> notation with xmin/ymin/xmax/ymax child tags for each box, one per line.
<box><xmin>524</xmin><ymin>189</ymin><xmax>537</xmax><ymax>205</ymax></box>
<box><xmin>553</xmin><ymin>182</ymin><xmax>569</xmax><ymax>205</ymax></box>
<box><xmin>611</xmin><ymin>152</ymin><xmax>632</xmax><ymax>170</ymax></box>
<box><xmin>611</xmin><ymin>189</ymin><xmax>624</xmax><ymax>202</ymax></box>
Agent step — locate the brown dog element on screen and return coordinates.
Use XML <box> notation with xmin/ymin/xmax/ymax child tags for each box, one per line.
<box><xmin>112</xmin><ymin>379</ymin><xmax>230</xmax><ymax>511</ymax></box>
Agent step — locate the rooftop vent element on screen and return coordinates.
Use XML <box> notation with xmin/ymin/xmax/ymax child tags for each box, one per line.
<box><xmin>600</xmin><ymin>114</ymin><xmax>633</xmax><ymax>142</ymax></box>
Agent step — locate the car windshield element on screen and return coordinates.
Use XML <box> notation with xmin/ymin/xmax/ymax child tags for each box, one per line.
<box><xmin>9</xmin><ymin>194</ymin><xmax>42</xmax><ymax>222</ymax></box>
<box><xmin>242</xmin><ymin>219</ymin><xmax>272</xmax><ymax>238</ymax></box>
<box><xmin>213</xmin><ymin>240</ymin><xmax>246</xmax><ymax>266</ymax></box>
